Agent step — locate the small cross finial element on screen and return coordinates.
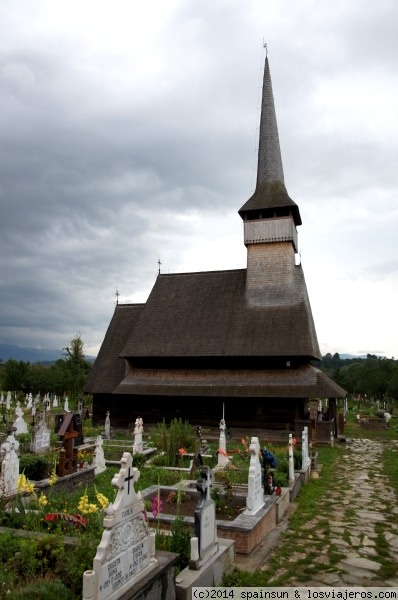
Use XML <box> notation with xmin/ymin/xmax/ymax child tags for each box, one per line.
<box><xmin>263</xmin><ymin>40</ymin><xmax>268</xmax><ymax>56</ymax></box>
<box><xmin>115</xmin><ymin>288</ymin><xmax>119</xmax><ymax>305</ymax></box>
<box><xmin>158</xmin><ymin>257</ymin><xmax>162</xmax><ymax>274</ymax></box>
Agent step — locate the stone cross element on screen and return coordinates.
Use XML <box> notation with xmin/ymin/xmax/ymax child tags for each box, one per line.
<box><xmin>190</xmin><ymin>466</ymin><xmax>218</xmax><ymax>570</ymax></box>
<box><xmin>93</xmin><ymin>435</ymin><xmax>106</xmax><ymax>475</ymax></box>
<box><xmin>288</xmin><ymin>433</ymin><xmax>295</xmax><ymax>484</ymax></box>
<box><xmin>13</xmin><ymin>404</ymin><xmax>28</xmax><ymax>435</ymax></box>
<box><xmin>133</xmin><ymin>417</ymin><xmax>144</xmax><ymax>454</ymax></box>
<box><xmin>217</xmin><ymin>404</ymin><xmax>230</xmax><ymax>469</ymax></box>
<box><xmin>0</xmin><ymin>431</ymin><xmax>19</xmax><ymax>497</ymax></box>
<box><xmin>82</xmin><ymin>452</ymin><xmax>157</xmax><ymax>600</ymax></box>
<box><xmin>245</xmin><ymin>436</ymin><xmax>264</xmax><ymax>515</ymax></box>
<box><xmin>104</xmin><ymin>411</ymin><xmax>111</xmax><ymax>439</ymax></box>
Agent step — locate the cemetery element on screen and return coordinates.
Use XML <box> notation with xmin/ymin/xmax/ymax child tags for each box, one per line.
<box><xmin>0</xmin><ymin>389</ymin><xmax>331</xmax><ymax>599</ymax></box>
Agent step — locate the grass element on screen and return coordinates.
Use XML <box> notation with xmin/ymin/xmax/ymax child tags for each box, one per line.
<box><xmin>2</xmin><ymin>416</ymin><xmax>397</xmax><ymax>594</ymax></box>
<box><xmin>223</xmin><ymin>424</ymin><xmax>398</xmax><ymax>587</ymax></box>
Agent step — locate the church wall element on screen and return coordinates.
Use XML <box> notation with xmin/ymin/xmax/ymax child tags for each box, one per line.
<box><xmin>90</xmin><ymin>393</ymin><xmax>306</xmax><ymax>430</ymax></box>
<box><xmin>246</xmin><ymin>241</ymin><xmax>296</xmax><ymax>302</ymax></box>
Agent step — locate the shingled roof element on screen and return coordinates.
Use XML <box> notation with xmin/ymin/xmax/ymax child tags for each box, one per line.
<box><xmin>114</xmin><ymin>364</ymin><xmax>346</xmax><ymax>398</ymax></box>
<box><xmin>239</xmin><ymin>57</ymin><xmax>301</xmax><ymax>226</ymax></box>
<box><xmin>120</xmin><ymin>267</ymin><xmax>321</xmax><ymax>360</ymax></box>
<box><xmin>84</xmin><ymin>303</ymin><xmax>144</xmax><ymax>394</ymax></box>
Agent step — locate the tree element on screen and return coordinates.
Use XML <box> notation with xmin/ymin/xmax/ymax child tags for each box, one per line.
<box><xmin>62</xmin><ymin>334</ymin><xmax>92</xmax><ymax>403</ymax></box>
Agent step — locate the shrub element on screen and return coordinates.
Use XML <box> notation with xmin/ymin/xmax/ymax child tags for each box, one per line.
<box><xmin>19</xmin><ymin>454</ymin><xmax>51</xmax><ymax>480</ymax></box>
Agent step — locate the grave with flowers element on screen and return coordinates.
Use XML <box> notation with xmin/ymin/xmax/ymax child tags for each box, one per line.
<box><xmin>83</xmin><ymin>451</ymin><xmax>178</xmax><ymax>600</ymax></box>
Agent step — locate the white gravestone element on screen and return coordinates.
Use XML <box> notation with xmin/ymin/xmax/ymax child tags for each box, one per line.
<box><xmin>0</xmin><ymin>433</ymin><xmax>19</xmax><ymax>497</ymax></box>
<box><xmin>6</xmin><ymin>392</ymin><xmax>11</xmax><ymax>411</ymax></box>
<box><xmin>94</xmin><ymin>435</ymin><xmax>106</xmax><ymax>475</ymax></box>
<box><xmin>245</xmin><ymin>436</ymin><xmax>264</xmax><ymax>515</ymax></box>
<box><xmin>302</xmin><ymin>426</ymin><xmax>310</xmax><ymax>471</ymax></box>
<box><xmin>30</xmin><ymin>415</ymin><xmax>51</xmax><ymax>454</ymax></box>
<box><xmin>288</xmin><ymin>433</ymin><xmax>295</xmax><ymax>484</ymax></box>
<box><xmin>53</xmin><ymin>395</ymin><xmax>59</xmax><ymax>408</ymax></box>
<box><xmin>190</xmin><ymin>466</ymin><xmax>218</xmax><ymax>569</ymax></box>
<box><xmin>217</xmin><ymin>409</ymin><xmax>230</xmax><ymax>469</ymax></box>
<box><xmin>13</xmin><ymin>403</ymin><xmax>28</xmax><ymax>435</ymax></box>
<box><xmin>104</xmin><ymin>411</ymin><xmax>111</xmax><ymax>439</ymax></box>
<box><xmin>133</xmin><ymin>417</ymin><xmax>144</xmax><ymax>454</ymax></box>
<box><xmin>82</xmin><ymin>452</ymin><xmax>156</xmax><ymax>600</ymax></box>
<box><xmin>64</xmin><ymin>397</ymin><xmax>69</xmax><ymax>412</ymax></box>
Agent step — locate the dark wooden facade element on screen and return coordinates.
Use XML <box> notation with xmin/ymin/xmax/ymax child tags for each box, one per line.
<box><xmin>84</xmin><ymin>56</ymin><xmax>346</xmax><ymax>429</ymax></box>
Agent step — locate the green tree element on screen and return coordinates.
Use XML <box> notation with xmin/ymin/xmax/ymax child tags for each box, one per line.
<box><xmin>61</xmin><ymin>334</ymin><xmax>92</xmax><ymax>403</ymax></box>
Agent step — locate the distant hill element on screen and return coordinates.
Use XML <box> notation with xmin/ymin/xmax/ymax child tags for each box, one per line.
<box><xmin>0</xmin><ymin>344</ymin><xmax>96</xmax><ymax>364</ymax></box>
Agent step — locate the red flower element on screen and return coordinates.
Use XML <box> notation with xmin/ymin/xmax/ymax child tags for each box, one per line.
<box><xmin>44</xmin><ymin>513</ymin><xmax>57</xmax><ymax>522</ymax></box>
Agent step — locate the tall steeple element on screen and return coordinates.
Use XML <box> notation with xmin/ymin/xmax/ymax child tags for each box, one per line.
<box><xmin>239</xmin><ymin>56</ymin><xmax>301</xmax><ymax>231</ymax></box>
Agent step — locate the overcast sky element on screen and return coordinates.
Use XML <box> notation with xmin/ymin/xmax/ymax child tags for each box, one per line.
<box><xmin>1</xmin><ymin>0</ymin><xmax>397</xmax><ymax>360</ymax></box>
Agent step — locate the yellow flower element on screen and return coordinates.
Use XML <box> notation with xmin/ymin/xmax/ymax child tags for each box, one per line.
<box><xmin>48</xmin><ymin>470</ymin><xmax>58</xmax><ymax>486</ymax></box>
<box><xmin>38</xmin><ymin>494</ymin><xmax>48</xmax><ymax>507</ymax></box>
<box><xmin>25</xmin><ymin>481</ymin><xmax>35</xmax><ymax>494</ymax></box>
<box><xmin>96</xmin><ymin>491</ymin><xmax>109</xmax><ymax>509</ymax></box>
<box><xmin>17</xmin><ymin>474</ymin><xmax>27</xmax><ymax>492</ymax></box>
<box><xmin>17</xmin><ymin>472</ymin><xmax>35</xmax><ymax>494</ymax></box>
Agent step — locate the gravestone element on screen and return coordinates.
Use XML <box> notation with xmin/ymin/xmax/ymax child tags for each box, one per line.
<box><xmin>82</xmin><ymin>452</ymin><xmax>157</xmax><ymax>600</ymax></box>
<box><xmin>104</xmin><ymin>411</ymin><xmax>111</xmax><ymax>439</ymax></box>
<box><xmin>13</xmin><ymin>403</ymin><xmax>28</xmax><ymax>435</ymax></box>
<box><xmin>30</xmin><ymin>413</ymin><xmax>51</xmax><ymax>454</ymax></box>
<box><xmin>73</xmin><ymin>412</ymin><xmax>84</xmax><ymax>446</ymax></box>
<box><xmin>301</xmin><ymin>426</ymin><xmax>310</xmax><ymax>471</ymax></box>
<box><xmin>64</xmin><ymin>396</ymin><xmax>69</xmax><ymax>412</ymax></box>
<box><xmin>56</xmin><ymin>412</ymin><xmax>79</xmax><ymax>476</ymax></box>
<box><xmin>216</xmin><ymin>407</ymin><xmax>230</xmax><ymax>469</ymax></box>
<box><xmin>244</xmin><ymin>436</ymin><xmax>264</xmax><ymax>515</ymax></box>
<box><xmin>190</xmin><ymin>466</ymin><xmax>218</xmax><ymax>570</ymax></box>
<box><xmin>0</xmin><ymin>429</ymin><xmax>19</xmax><ymax>498</ymax></box>
<box><xmin>288</xmin><ymin>433</ymin><xmax>295</xmax><ymax>484</ymax></box>
<box><xmin>94</xmin><ymin>435</ymin><xmax>106</xmax><ymax>475</ymax></box>
<box><xmin>133</xmin><ymin>417</ymin><xmax>144</xmax><ymax>454</ymax></box>
<box><xmin>26</xmin><ymin>393</ymin><xmax>33</xmax><ymax>409</ymax></box>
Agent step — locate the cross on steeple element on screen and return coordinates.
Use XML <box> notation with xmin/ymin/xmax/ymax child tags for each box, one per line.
<box><xmin>158</xmin><ymin>257</ymin><xmax>162</xmax><ymax>274</ymax></box>
<box><xmin>115</xmin><ymin>288</ymin><xmax>119</xmax><ymax>305</ymax></box>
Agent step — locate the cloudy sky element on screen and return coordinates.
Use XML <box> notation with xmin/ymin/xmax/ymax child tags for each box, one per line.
<box><xmin>1</xmin><ymin>0</ymin><xmax>397</xmax><ymax>360</ymax></box>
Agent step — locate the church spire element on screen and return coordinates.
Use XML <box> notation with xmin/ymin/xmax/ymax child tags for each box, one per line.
<box><xmin>256</xmin><ymin>56</ymin><xmax>284</xmax><ymax>187</ymax></box>
<box><xmin>239</xmin><ymin>55</ymin><xmax>301</xmax><ymax>226</ymax></box>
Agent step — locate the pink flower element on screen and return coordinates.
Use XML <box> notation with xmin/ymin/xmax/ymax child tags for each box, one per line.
<box><xmin>152</xmin><ymin>496</ymin><xmax>163</xmax><ymax>517</ymax></box>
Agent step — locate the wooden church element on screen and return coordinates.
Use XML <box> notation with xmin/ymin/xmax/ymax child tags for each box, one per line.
<box><xmin>84</xmin><ymin>55</ymin><xmax>346</xmax><ymax>430</ymax></box>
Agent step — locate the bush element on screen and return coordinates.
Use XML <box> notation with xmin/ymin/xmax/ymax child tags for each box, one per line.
<box><xmin>20</xmin><ymin>454</ymin><xmax>51</xmax><ymax>480</ymax></box>
<box><xmin>149</xmin><ymin>418</ymin><xmax>196</xmax><ymax>467</ymax></box>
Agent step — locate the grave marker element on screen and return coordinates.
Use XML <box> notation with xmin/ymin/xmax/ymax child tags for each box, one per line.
<box><xmin>82</xmin><ymin>452</ymin><xmax>156</xmax><ymax>600</ymax></box>
<box><xmin>0</xmin><ymin>429</ymin><xmax>19</xmax><ymax>498</ymax></box>
<box><xmin>133</xmin><ymin>416</ymin><xmax>144</xmax><ymax>454</ymax></box>
<box><xmin>31</xmin><ymin>413</ymin><xmax>51</xmax><ymax>454</ymax></box>
<box><xmin>190</xmin><ymin>466</ymin><xmax>218</xmax><ymax>570</ymax></box>
<box><xmin>245</xmin><ymin>436</ymin><xmax>264</xmax><ymax>514</ymax></box>
<box><xmin>94</xmin><ymin>435</ymin><xmax>106</xmax><ymax>475</ymax></box>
